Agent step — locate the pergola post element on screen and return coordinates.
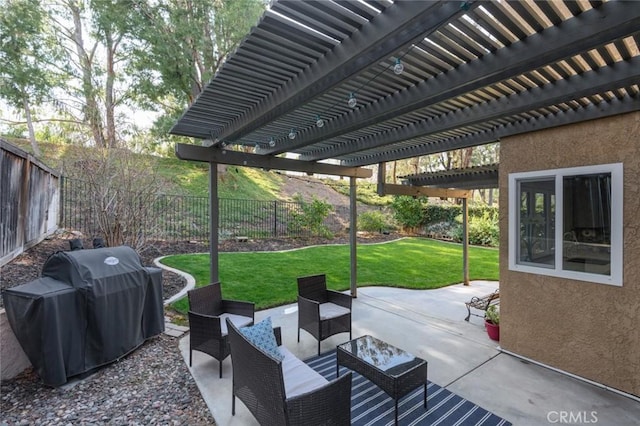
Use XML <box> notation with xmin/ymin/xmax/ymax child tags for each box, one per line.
<box><xmin>350</xmin><ymin>176</ymin><xmax>357</xmax><ymax>298</ymax></box>
<box><xmin>209</xmin><ymin>162</ymin><xmax>219</xmax><ymax>284</ymax></box>
<box><xmin>462</xmin><ymin>197</ymin><xmax>469</xmax><ymax>286</ymax></box>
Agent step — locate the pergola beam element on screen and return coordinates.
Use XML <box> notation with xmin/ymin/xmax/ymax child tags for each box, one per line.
<box><xmin>325</xmin><ymin>57</ymin><xmax>639</xmax><ymax>161</ymax></box>
<box><xmin>216</xmin><ymin>0</ymin><xmax>474</xmax><ymax>142</ymax></box>
<box><xmin>175</xmin><ymin>143</ymin><xmax>372</xmax><ymax>178</ymax></box>
<box><xmin>285</xmin><ymin>1</ymin><xmax>640</xmax><ymax>158</ymax></box>
<box><xmin>344</xmin><ymin>94</ymin><xmax>640</xmax><ymax>166</ymax></box>
<box><xmin>378</xmin><ymin>183</ymin><xmax>471</xmax><ymax>199</ymax></box>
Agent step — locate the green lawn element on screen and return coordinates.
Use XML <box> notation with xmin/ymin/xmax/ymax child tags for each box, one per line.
<box><xmin>161</xmin><ymin>237</ymin><xmax>499</xmax><ymax>312</ymax></box>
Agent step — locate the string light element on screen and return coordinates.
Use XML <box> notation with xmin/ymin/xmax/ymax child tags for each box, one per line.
<box><xmin>348</xmin><ymin>92</ymin><xmax>357</xmax><ymax>108</ymax></box>
<box><xmin>209</xmin><ymin>2</ymin><xmax>472</xmax><ymax>151</ymax></box>
<box><xmin>393</xmin><ymin>58</ymin><xmax>404</xmax><ymax>75</ymax></box>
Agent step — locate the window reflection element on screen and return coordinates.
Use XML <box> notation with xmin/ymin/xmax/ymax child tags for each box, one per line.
<box><xmin>562</xmin><ymin>173</ymin><xmax>611</xmax><ymax>276</ymax></box>
<box><xmin>518</xmin><ymin>179</ymin><xmax>555</xmax><ymax>267</ymax></box>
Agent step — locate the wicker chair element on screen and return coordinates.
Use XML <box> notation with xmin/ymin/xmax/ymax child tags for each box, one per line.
<box><xmin>297</xmin><ymin>274</ymin><xmax>352</xmax><ymax>355</ymax></box>
<box><xmin>226</xmin><ymin>318</ymin><xmax>352</xmax><ymax>425</ymax></box>
<box><xmin>187</xmin><ymin>282</ymin><xmax>254</xmax><ymax>378</ymax></box>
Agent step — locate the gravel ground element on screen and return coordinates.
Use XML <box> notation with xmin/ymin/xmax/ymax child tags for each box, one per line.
<box><xmin>0</xmin><ymin>231</ymin><xmax>401</xmax><ymax>425</ymax></box>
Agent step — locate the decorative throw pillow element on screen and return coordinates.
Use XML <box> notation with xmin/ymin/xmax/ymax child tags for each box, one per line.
<box><xmin>239</xmin><ymin>317</ymin><xmax>284</xmax><ymax>361</ymax></box>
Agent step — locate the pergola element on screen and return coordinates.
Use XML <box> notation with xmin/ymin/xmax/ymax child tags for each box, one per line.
<box><xmin>171</xmin><ymin>0</ymin><xmax>640</xmax><ymax>294</ymax></box>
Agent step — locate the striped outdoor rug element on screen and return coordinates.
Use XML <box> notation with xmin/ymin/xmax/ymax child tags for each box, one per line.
<box><xmin>305</xmin><ymin>350</ymin><xmax>512</xmax><ymax>426</ymax></box>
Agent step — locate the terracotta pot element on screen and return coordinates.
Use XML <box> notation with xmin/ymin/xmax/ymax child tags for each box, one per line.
<box><xmin>485</xmin><ymin>320</ymin><xmax>500</xmax><ymax>341</ymax></box>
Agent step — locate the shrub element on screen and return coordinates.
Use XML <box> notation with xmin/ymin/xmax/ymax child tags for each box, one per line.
<box><xmin>451</xmin><ymin>210</ymin><xmax>499</xmax><ymax>246</ymax></box>
<box><xmin>424</xmin><ymin>204</ymin><xmax>498</xmax><ymax>225</ymax></box>
<box><xmin>63</xmin><ymin>147</ymin><xmax>168</xmax><ymax>250</ymax></box>
<box><xmin>288</xmin><ymin>194</ymin><xmax>334</xmax><ymax>238</ymax></box>
<box><xmin>390</xmin><ymin>196</ymin><xmax>427</xmax><ymax>230</ymax></box>
<box><xmin>358</xmin><ymin>210</ymin><xmax>394</xmax><ymax>232</ymax></box>
<box><xmin>425</xmin><ymin>221</ymin><xmax>457</xmax><ymax>240</ymax></box>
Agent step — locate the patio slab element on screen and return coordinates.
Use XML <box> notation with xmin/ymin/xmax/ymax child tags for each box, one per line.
<box><xmin>180</xmin><ymin>281</ymin><xmax>640</xmax><ymax>425</ymax></box>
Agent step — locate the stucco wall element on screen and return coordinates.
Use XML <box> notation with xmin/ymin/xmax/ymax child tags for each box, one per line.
<box><xmin>0</xmin><ymin>309</ymin><xmax>32</xmax><ymax>380</ymax></box>
<box><xmin>499</xmin><ymin>111</ymin><xmax>640</xmax><ymax>397</ymax></box>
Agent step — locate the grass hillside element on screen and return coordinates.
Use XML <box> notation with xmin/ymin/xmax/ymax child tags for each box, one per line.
<box><xmin>3</xmin><ymin>138</ymin><xmax>380</xmax><ymax>204</ymax></box>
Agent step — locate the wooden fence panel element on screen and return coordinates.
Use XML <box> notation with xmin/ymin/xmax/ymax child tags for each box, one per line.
<box><xmin>0</xmin><ymin>139</ymin><xmax>60</xmax><ymax>267</ymax></box>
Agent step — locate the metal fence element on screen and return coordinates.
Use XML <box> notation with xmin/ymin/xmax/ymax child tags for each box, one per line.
<box><xmin>60</xmin><ymin>177</ymin><xmax>353</xmax><ymax>241</ymax></box>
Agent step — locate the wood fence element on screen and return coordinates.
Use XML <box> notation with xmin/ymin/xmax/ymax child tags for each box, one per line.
<box><xmin>0</xmin><ymin>139</ymin><xmax>60</xmax><ymax>267</ymax></box>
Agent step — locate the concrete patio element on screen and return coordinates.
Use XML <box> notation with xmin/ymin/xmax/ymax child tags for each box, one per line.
<box><xmin>180</xmin><ymin>281</ymin><xmax>640</xmax><ymax>425</ymax></box>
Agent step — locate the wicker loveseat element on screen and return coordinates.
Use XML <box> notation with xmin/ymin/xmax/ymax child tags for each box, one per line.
<box><xmin>227</xmin><ymin>317</ymin><xmax>352</xmax><ymax>425</ymax></box>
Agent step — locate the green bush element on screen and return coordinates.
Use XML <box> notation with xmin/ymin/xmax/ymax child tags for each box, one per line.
<box><xmin>451</xmin><ymin>210</ymin><xmax>499</xmax><ymax>246</ymax></box>
<box><xmin>424</xmin><ymin>204</ymin><xmax>498</xmax><ymax>224</ymax></box>
<box><xmin>390</xmin><ymin>196</ymin><xmax>427</xmax><ymax>230</ymax></box>
<box><xmin>288</xmin><ymin>194</ymin><xmax>334</xmax><ymax>238</ymax></box>
<box><xmin>425</xmin><ymin>221</ymin><xmax>458</xmax><ymax>240</ymax></box>
<box><xmin>358</xmin><ymin>210</ymin><xmax>394</xmax><ymax>232</ymax></box>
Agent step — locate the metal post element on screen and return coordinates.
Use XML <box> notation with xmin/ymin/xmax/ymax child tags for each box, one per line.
<box><xmin>463</xmin><ymin>197</ymin><xmax>470</xmax><ymax>285</ymax></box>
<box><xmin>209</xmin><ymin>162</ymin><xmax>219</xmax><ymax>283</ymax></box>
<box><xmin>58</xmin><ymin>175</ymin><xmax>64</xmax><ymax>228</ymax></box>
<box><xmin>350</xmin><ymin>176</ymin><xmax>357</xmax><ymax>297</ymax></box>
<box><xmin>274</xmin><ymin>201</ymin><xmax>278</xmax><ymax>237</ymax></box>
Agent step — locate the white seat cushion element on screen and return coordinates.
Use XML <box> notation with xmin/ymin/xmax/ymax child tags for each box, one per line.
<box><xmin>319</xmin><ymin>302</ymin><xmax>350</xmax><ymax>320</ymax></box>
<box><xmin>279</xmin><ymin>346</ymin><xmax>328</xmax><ymax>398</ymax></box>
<box><xmin>220</xmin><ymin>313</ymin><xmax>253</xmax><ymax>335</ymax></box>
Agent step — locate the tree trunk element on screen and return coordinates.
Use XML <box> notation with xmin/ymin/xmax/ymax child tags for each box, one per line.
<box><xmin>392</xmin><ymin>161</ymin><xmax>397</xmax><ymax>184</ymax></box>
<box><xmin>461</xmin><ymin>147</ymin><xmax>473</xmax><ymax>168</ymax></box>
<box><xmin>23</xmin><ymin>96</ymin><xmax>41</xmax><ymax>157</ymax></box>
<box><xmin>105</xmin><ymin>29</ymin><xmax>118</xmax><ymax>148</ymax></box>
<box><xmin>70</xmin><ymin>0</ymin><xmax>105</xmax><ymax>148</ymax></box>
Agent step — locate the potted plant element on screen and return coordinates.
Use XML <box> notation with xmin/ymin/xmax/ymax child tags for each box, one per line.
<box><xmin>485</xmin><ymin>305</ymin><xmax>500</xmax><ymax>341</ymax></box>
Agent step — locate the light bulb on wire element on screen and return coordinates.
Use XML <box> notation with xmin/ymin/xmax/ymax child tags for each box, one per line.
<box><xmin>393</xmin><ymin>58</ymin><xmax>404</xmax><ymax>75</ymax></box>
<box><xmin>315</xmin><ymin>115</ymin><xmax>325</xmax><ymax>128</ymax></box>
<box><xmin>269</xmin><ymin>137</ymin><xmax>276</xmax><ymax>147</ymax></box>
<box><xmin>348</xmin><ymin>93</ymin><xmax>357</xmax><ymax>108</ymax></box>
<box><xmin>288</xmin><ymin>128</ymin><xmax>296</xmax><ymax>140</ymax></box>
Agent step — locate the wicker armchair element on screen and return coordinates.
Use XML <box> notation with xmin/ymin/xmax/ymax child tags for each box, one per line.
<box><xmin>226</xmin><ymin>318</ymin><xmax>352</xmax><ymax>425</ymax></box>
<box><xmin>187</xmin><ymin>282</ymin><xmax>254</xmax><ymax>378</ymax></box>
<box><xmin>297</xmin><ymin>274</ymin><xmax>352</xmax><ymax>355</ymax></box>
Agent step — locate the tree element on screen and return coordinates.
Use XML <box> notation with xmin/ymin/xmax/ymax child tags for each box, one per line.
<box><xmin>2</xmin><ymin>0</ymin><xmax>266</xmax><ymax>152</ymax></box>
<box><xmin>64</xmin><ymin>147</ymin><xmax>169</xmax><ymax>249</ymax></box>
<box><xmin>50</xmin><ymin>0</ymin><xmax>134</xmax><ymax>148</ymax></box>
<box><xmin>0</xmin><ymin>0</ymin><xmax>62</xmax><ymax>156</ymax></box>
<box><xmin>126</xmin><ymin>0</ymin><xmax>265</xmax><ymax>131</ymax></box>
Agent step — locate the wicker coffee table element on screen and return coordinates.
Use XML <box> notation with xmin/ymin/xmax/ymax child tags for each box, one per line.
<box><xmin>336</xmin><ymin>335</ymin><xmax>428</xmax><ymax>425</ymax></box>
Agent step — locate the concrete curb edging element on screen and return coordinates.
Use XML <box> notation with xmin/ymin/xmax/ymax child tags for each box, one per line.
<box><xmin>153</xmin><ymin>256</ymin><xmax>196</xmax><ymax>305</ymax></box>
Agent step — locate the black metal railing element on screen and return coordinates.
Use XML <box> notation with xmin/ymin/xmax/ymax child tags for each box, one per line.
<box><xmin>60</xmin><ymin>177</ymin><xmax>352</xmax><ymax>241</ymax></box>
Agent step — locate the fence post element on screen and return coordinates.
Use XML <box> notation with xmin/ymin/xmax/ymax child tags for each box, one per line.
<box><xmin>59</xmin><ymin>176</ymin><xmax>65</xmax><ymax>228</ymax></box>
<box><xmin>273</xmin><ymin>201</ymin><xmax>278</xmax><ymax>237</ymax></box>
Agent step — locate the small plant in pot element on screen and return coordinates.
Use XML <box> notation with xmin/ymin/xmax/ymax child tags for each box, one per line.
<box><xmin>485</xmin><ymin>305</ymin><xmax>500</xmax><ymax>341</ymax></box>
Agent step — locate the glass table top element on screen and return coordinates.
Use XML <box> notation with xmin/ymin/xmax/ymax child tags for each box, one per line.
<box><xmin>337</xmin><ymin>335</ymin><xmax>425</xmax><ymax>377</ymax></box>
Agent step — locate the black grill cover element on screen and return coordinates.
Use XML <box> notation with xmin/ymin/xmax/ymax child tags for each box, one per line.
<box><xmin>2</xmin><ymin>246</ymin><xmax>164</xmax><ymax>386</ymax></box>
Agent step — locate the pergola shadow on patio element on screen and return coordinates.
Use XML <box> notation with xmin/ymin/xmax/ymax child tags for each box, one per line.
<box><xmin>180</xmin><ymin>281</ymin><xmax>640</xmax><ymax>426</ymax></box>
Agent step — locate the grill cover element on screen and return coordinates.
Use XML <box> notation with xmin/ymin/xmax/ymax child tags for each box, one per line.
<box><xmin>2</xmin><ymin>246</ymin><xmax>164</xmax><ymax>386</ymax></box>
